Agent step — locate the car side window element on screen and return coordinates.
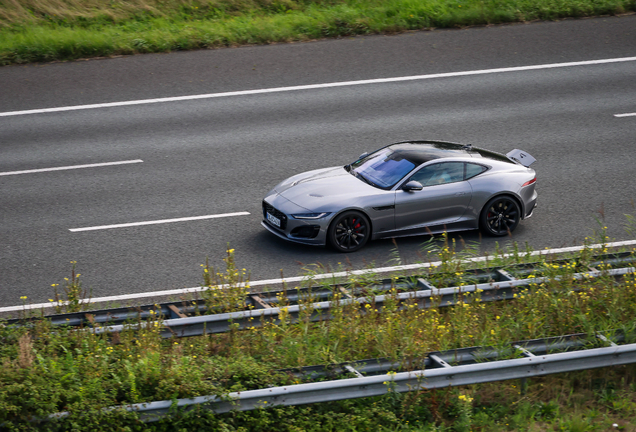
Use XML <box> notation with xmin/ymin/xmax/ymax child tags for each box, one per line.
<box><xmin>410</xmin><ymin>162</ymin><xmax>464</xmax><ymax>187</ymax></box>
<box><xmin>465</xmin><ymin>163</ymin><xmax>487</xmax><ymax>180</ymax></box>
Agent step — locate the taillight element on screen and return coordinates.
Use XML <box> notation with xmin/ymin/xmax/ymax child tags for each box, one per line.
<box><xmin>522</xmin><ymin>177</ymin><xmax>536</xmax><ymax>187</ymax></box>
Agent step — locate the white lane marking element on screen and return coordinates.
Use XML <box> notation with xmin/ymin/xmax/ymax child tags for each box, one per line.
<box><xmin>2</xmin><ymin>56</ymin><xmax>636</xmax><ymax>118</ymax></box>
<box><xmin>69</xmin><ymin>212</ymin><xmax>250</xmax><ymax>232</ymax></box>
<box><xmin>0</xmin><ymin>159</ymin><xmax>143</xmax><ymax>176</ymax></box>
<box><xmin>4</xmin><ymin>239</ymin><xmax>636</xmax><ymax>313</ymax></box>
<box><xmin>615</xmin><ymin>112</ymin><xmax>636</xmax><ymax>117</ymax></box>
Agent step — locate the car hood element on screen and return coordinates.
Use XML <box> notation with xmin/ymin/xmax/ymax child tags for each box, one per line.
<box><xmin>273</xmin><ymin>167</ymin><xmax>378</xmax><ymax>210</ymax></box>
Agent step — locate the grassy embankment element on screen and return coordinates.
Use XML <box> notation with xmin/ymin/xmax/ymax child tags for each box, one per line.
<box><xmin>0</xmin><ymin>0</ymin><xmax>635</xmax><ymax>65</ymax></box>
<box><xmin>2</xmin><ymin>231</ymin><xmax>636</xmax><ymax>430</ymax></box>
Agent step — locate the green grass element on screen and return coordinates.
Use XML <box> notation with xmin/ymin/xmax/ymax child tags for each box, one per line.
<box><xmin>0</xmin><ymin>0</ymin><xmax>634</xmax><ymax>65</ymax></box>
<box><xmin>3</xmin><ymin>235</ymin><xmax>636</xmax><ymax>430</ymax></box>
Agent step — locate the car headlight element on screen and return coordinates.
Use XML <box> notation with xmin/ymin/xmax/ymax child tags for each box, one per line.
<box><xmin>291</xmin><ymin>212</ymin><xmax>331</xmax><ymax>220</ymax></box>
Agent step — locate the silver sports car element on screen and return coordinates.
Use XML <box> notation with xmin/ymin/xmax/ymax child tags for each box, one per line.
<box><xmin>262</xmin><ymin>141</ymin><xmax>537</xmax><ymax>252</ymax></box>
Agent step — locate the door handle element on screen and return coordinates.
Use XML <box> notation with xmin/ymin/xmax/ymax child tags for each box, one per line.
<box><xmin>455</xmin><ymin>192</ymin><xmax>465</xmax><ymax>196</ymax></box>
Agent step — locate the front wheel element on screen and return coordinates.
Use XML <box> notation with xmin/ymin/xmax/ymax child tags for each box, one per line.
<box><xmin>480</xmin><ymin>196</ymin><xmax>520</xmax><ymax>236</ymax></box>
<box><xmin>328</xmin><ymin>211</ymin><xmax>370</xmax><ymax>252</ymax></box>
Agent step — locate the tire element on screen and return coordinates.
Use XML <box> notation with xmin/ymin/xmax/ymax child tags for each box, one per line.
<box><xmin>328</xmin><ymin>211</ymin><xmax>370</xmax><ymax>252</ymax></box>
<box><xmin>480</xmin><ymin>196</ymin><xmax>521</xmax><ymax>236</ymax></box>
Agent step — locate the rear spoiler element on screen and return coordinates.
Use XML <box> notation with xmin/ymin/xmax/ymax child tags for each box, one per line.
<box><xmin>506</xmin><ymin>149</ymin><xmax>536</xmax><ymax>167</ymax></box>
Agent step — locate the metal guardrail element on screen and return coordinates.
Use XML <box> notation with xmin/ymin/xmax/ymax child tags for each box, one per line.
<box><xmin>8</xmin><ymin>252</ymin><xmax>634</xmax><ymax>329</ymax></box>
<box><xmin>278</xmin><ymin>332</ymin><xmax>624</xmax><ymax>380</ymax></box>
<box><xmin>89</xmin><ymin>266</ymin><xmax>634</xmax><ymax>339</ymax></box>
<box><xmin>7</xmin><ymin>253</ymin><xmax>635</xmax><ymax>343</ymax></box>
<box><xmin>46</xmin><ymin>331</ymin><xmax>636</xmax><ymax>422</ymax></box>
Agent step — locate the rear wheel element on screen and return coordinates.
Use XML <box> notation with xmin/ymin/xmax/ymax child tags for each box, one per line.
<box><xmin>328</xmin><ymin>211</ymin><xmax>370</xmax><ymax>252</ymax></box>
<box><xmin>480</xmin><ymin>196</ymin><xmax>520</xmax><ymax>236</ymax></box>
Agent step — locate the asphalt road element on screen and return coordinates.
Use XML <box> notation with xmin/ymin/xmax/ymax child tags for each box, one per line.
<box><xmin>1</xmin><ymin>16</ymin><xmax>635</xmax><ymax>307</ymax></box>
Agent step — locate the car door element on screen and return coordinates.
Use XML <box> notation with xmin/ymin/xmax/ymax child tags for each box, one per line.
<box><xmin>394</xmin><ymin>162</ymin><xmax>473</xmax><ymax>234</ymax></box>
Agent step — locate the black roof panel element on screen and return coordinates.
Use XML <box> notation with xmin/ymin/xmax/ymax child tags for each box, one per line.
<box><xmin>387</xmin><ymin>141</ymin><xmax>469</xmax><ymax>165</ymax></box>
<box><xmin>388</xmin><ymin>141</ymin><xmax>515</xmax><ymax>165</ymax></box>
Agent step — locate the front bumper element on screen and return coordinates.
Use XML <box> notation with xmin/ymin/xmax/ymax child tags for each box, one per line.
<box><xmin>261</xmin><ymin>195</ymin><xmax>332</xmax><ymax>246</ymax></box>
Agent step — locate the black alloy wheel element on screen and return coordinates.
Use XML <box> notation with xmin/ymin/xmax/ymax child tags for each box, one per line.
<box><xmin>328</xmin><ymin>211</ymin><xmax>370</xmax><ymax>252</ymax></box>
<box><xmin>480</xmin><ymin>196</ymin><xmax>520</xmax><ymax>236</ymax></box>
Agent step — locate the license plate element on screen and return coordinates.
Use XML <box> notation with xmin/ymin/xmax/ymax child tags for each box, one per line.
<box><xmin>267</xmin><ymin>212</ymin><xmax>281</xmax><ymax>228</ymax></box>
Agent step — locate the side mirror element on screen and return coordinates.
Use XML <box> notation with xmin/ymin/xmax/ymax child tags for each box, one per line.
<box><xmin>358</xmin><ymin>152</ymin><xmax>369</xmax><ymax>160</ymax></box>
<box><xmin>402</xmin><ymin>180</ymin><xmax>423</xmax><ymax>192</ymax></box>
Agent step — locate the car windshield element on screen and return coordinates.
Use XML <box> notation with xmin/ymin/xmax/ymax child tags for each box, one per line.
<box><xmin>350</xmin><ymin>148</ymin><xmax>416</xmax><ymax>189</ymax></box>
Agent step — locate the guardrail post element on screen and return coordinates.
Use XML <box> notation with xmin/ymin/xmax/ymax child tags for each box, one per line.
<box><xmin>513</xmin><ymin>344</ymin><xmax>535</xmax><ymax>395</ymax></box>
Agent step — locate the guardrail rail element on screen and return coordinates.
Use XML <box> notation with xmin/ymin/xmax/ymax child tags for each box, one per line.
<box><xmin>8</xmin><ymin>252</ymin><xmax>636</xmax><ymax>340</ymax></box>
<box><xmin>45</xmin><ymin>330</ymin><xmax>636</xmax><ymax>423</ymax></box>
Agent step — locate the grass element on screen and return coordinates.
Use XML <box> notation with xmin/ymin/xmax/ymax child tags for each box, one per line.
<box><xmin>0</xmin><ymin>0</ymin><xmax>634</xmax><ymax>65</ymax></box>
<box><xmin>2</xmin><ymin>229</ymin><xmax>636</xmax><ymax>430</ymax></box>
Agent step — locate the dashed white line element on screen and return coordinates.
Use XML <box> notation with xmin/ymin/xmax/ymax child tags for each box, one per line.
<box><xmin>0</xmin><ymin>159</ymin><xmax>143</xmax><ymax>176</ymax></box>
<box><xmin>1</xmin><ymin>56</ymin><xmax>636</xmax><ymax>117</ymax></box>
<box><xmin>615</xmin><ymin>112</ymin><xmax>636</xmax><ymax>118</ymax></box>
<box><xmin>69</xmin><ymin>212</ymin><xmax>251</xmax><ymax>232</ymax></box>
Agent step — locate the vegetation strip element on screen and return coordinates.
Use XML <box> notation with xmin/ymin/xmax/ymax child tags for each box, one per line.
<box><xmin>3</xmin><ymin>235</ymin><xmax>636</xmax><ymax>429</ymax></box>
<box><xmin>0</xmin><ymin>0</ymin><xmax>635</xmax><ymax>65</ymax></box>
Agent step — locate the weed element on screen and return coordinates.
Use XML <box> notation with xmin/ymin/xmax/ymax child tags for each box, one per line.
<box><xmin>200</xmin><ymin>245</ymin><xmax>250</xmax><ymax>314</ymax></box>
<box><xmin>50</xmin><ymin>261</ymin><xmax>91</xmax><ymax>313</ymax></box>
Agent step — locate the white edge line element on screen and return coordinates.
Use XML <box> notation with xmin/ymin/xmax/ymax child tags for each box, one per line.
<box><xmin>0</xmin><ymin>159</ymin><xmax>143</xmax><ymax>176</ymax></box>
<box><xmin>4</xmin><ymin>239</ymin><xmax>636</xmax><ymax>314</ymax></box>
<box><xmin>2</xmin><ymin>56</ymin><xmax>636</xmax><ymax>117</ymax></box>
<box><xmin>614</xmin><ymin>113</ymin><xmax>636</xmax><ymax>118</ymax></box>
<box><xmin>69</xmin><ymin>212</ymin><xmax>251</xmax><ymax>232</ymax></box>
